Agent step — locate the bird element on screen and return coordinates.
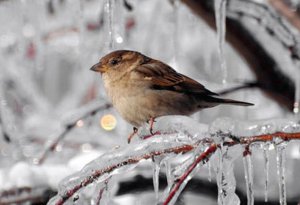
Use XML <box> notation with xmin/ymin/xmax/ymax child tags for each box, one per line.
<box><xmin>90</xmin><ymin>50</ymin><xmax>253</xmax><ymax>142</ymax></box>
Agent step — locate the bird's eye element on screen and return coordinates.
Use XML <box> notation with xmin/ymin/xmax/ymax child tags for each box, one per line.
<box><xmin>110</xmin><ymin>59</ymin><xmax>119</xmax><ymax>66</ymax></box>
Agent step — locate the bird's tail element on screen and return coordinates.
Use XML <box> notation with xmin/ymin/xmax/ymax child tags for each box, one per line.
<box><xmin>210</xmin><ymin>97</ymin><xmax>254</xmax><ymax>106</ymax></box>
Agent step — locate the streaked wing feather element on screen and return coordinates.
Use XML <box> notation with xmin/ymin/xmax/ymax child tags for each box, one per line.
<box><xmin>134</xmin><ymin>60</ymin><xmax>218</xmax><ymax>96</ymax></box>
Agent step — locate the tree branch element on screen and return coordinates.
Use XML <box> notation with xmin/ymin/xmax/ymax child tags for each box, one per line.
<box><xmin>36</xmin><ymin>102</ymin><xmax>111</xmax><ymax>164</ymax></box>
<box><xmin>163</xmin><ymin>131</ymin><xmax>300</xmax><ymax>204</ymax></box>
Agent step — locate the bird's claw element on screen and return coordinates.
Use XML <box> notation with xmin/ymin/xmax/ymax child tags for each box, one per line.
<box><xmin>149</xmin><ymin>117</ymin><xmax>156</xmax><ymax>135</ymax></box>
<box><xmin>127</xmin><ymin>127</ymin><xmax>138</xmax><ymax>144</ymax></box>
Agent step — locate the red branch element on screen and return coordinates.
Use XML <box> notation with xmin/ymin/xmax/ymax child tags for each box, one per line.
<box><xmin>163</xmin><ymin>144</ymin><xmax>218</xmax><ymax>205</ymax></box>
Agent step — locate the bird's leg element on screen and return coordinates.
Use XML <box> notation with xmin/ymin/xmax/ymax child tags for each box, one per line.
<box><xmin>149</xmin><ymin>117</ymin><xmax>156</xmax><ymax>135</ymax></box>
<box><xmin>128</xmin><ymin>127</ymin><xmax>138</xmax><ymax>144</ymax></box>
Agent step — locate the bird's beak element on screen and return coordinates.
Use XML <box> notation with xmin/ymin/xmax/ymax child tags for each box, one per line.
<box><xmin>90</xmin><ymin>62</ymin><xmax>108</xmax><ymax>73</ymax></box>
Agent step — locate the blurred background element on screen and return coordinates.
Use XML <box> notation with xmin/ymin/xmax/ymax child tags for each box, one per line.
<box><xmin>0</xmin><ymin>0</ymin><xmax>300</xmax><ymax>204</ymax></box>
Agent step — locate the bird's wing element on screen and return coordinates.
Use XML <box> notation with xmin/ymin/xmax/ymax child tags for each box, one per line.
<box><xmin>134</xmin><ymin>60</ymin><xmax>218</xmax><ymax>96</ymax></box>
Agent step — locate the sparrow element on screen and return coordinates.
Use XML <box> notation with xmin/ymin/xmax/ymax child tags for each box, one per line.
<box><xmin>90</xmin><ymin>50</ymin><xmax>253</xmax><ymax>142</ymax></box>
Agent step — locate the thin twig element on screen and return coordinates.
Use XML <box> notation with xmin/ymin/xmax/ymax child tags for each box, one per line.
<box><xmin>0</xmin><ymin>109</ymin><xmax>11</xmax><ymax>143</ymax></box>
<box><xmin>163</xmin><ymin>144</ymin><xmax>218</xmax><ymax>205</ymax></box>
<box><xmin>95</xmin><ymin>178</ymin><xmax>110</xmax><ymax>205</ymax></box>
<box><xmin>217</xmin><ymin>81</ymin><xmax>258</xmax><ymax>95</ymax></box>
<box><xmin>0</xmin><ymin>187</ymin><xmax>55</xmax><ymax>205</ymax></box>
<box><xmin>36</xmin><ymin>103</ymin><xmax>111</xmax><ymax>164</ymax></box>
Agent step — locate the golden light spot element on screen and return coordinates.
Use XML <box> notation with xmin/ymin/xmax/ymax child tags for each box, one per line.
<box><xmin>100</xmin><ymin>114</ymin><xmax>117</xmax><ymax>131</ymax></box>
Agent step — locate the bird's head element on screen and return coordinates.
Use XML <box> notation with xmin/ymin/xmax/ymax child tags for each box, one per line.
<box><xmin>90</xmin><ymin>50</ymin><xmax>149</xmax><ymax>81</ymax></box>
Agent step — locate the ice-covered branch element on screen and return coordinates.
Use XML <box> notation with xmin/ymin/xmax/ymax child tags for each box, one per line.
<box><xmin>47</xmin><ymin>115</ymin><xmax>300</xmax><ymax>205</ymax></box>
<box><xmin>0</xmin><ymin>186</ymin><xmax>55</xmax><ymax>205</ymax></box>
<box><xmin>162</xmin><ymin>144</ymin><xmax>218</xmax><ymax>205</ymax></box>
<box><xmin>35</xmin><ymin>101</ymin><xmax>111</xmax><ymax>164</ymax></box>
<box><xmin>162</xmin><ymin>118</ymin><xmax>300</xmax><ymax>205</ymax></box>
<box><xmin>47</xmin><ymin>133</ymin><xmax>196</xmax><ymax>205</ymax></box>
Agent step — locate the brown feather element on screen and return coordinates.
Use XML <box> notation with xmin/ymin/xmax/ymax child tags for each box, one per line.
<box><xmin>134</xmin><ymin>59</ymin><xmax>218</xmax><ymax>96</ymax></box>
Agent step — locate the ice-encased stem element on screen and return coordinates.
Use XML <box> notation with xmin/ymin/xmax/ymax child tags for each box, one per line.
<box><xmin>243</xmin><ymin>153</ymin><xmax>254</xmax><ymax>205</ymax></box>
<box><xmin>276</xmin><ymin>143</ymin><xmax>287</xmax><ymax>205</ymax></box>
<box><xmin>263</xmin><ymin>143</ymin><xmax>270</xmax><ymax>202</ymax></box>
<box><xmin>214</xmin><ymin>0</ymin><xmax>227</xmax><ymax>84</ymax></box>
<box><xmin>162</xmin><ymin>144</ymin><xmax>218</xmax><ymax>205</ymax></box>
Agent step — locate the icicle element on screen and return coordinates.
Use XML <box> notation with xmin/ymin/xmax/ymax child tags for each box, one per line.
<box><xmin>164</xmin><ymin>159</ymin><xmax>173</xmax><ymax>188</ymax></box>
<box><xmin>293</xmin><ymin>62</ymin><xmax>300</xmax><ymax>114</ymax></box>
<box><xmin>275</xmin><ymin>141</ymin><xmax>287</xmax><ymax>205</ymax></box>
<box><xmin>207</xmin><ymin>160</ymin><xmax>212</xmax><ymax>182</ymax></box>
<box><xmin>111</xmin><ymin>0</ymin><xmax>124</xmax><ymax>49</ymax></box>
<box><xmin>171</xmin><ymin>0</ymin><xmax>179</xmax><ymax>69</ymax></box>
<box><xmin>153</xmin><ymin>156</ymin><xmax>162</xmax><ymax>203</ymax></box>
<box><xmin>101</xmin><ymin>180</ymin><xmax>111</xmax><ymax>205</ymax></box>
<box><xmin>263</xmin><ymin>143</ymin><xmax>270</xmax><ymax>202</ymax></box>
<box><xmin>104</xmin><ymin>0</ymin><xmax>115</xmax><ymax>50</ymax></box>
<box><xmin>77</xmin><ymin>0</ymin><xmax>84</xmax><ymax>71</ymax></box>
<box><xmin>214</xmin><ymin>145</ymin><xmax>240</xmax><ymax>205</ymax></box>
<box><xmin>209</xmin><ymin>118</ymin><xmax>239</xmax><ymax>205</ymax></box>
<box><xmin>216</xmin><ymin>147</ymin><xmax>225</xmax><ymax>205</ymax></box>
<box><xmin>242</xmin><ymin>150</ymin><xmax>254</xmax><ymax>205</ymax></box>
<box><xmin>214</xmin><ymin>0</ymin><xmax>227</xmax><ymax>84</ymax></box>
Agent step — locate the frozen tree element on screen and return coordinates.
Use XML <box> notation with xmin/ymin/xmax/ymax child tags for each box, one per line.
<box><xmin>1</xmin><ymin>0</ymin><xmax>300</xmax><ymax>205</ymax></box>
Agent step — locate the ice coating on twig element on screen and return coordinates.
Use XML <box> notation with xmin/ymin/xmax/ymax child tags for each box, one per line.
<box><xmin>157</xmin><ymin>115</ymin><xmax>209</xmax><ymax>136</ymax></box>
<box><xmin>231</xmin><ymin>118</ymin><xmax>300</xmax><ymax>137</ymax></box>
<box><xmin>161</xmin><ymin>144</ymin><xmax>218</xmax><ymax>205</ymax></box>
<box><xmin>61</xmin><ymin>100</ymin><xmax>111</xmax><ymax>126</ymax></box>
<box><xmin>209</xmin><ymin>117</ymin><xmax>235</xmax><ymax>141</ymax></box>
<box><xmin>47</xmin><ymin>132</ymin><xmax>197</xmax><ymax>205</ymax></box>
